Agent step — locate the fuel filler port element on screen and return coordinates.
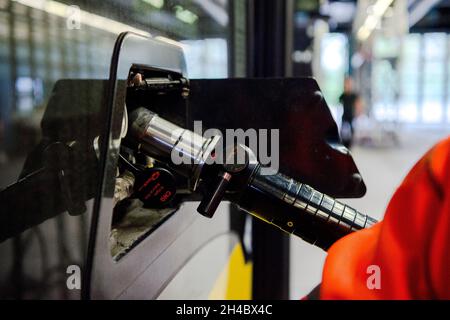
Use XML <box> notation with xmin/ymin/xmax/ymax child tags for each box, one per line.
<box><xmin>109</xmin><ymin>66</ymin><xmax>188</xmax><ymax>261</ymax></box>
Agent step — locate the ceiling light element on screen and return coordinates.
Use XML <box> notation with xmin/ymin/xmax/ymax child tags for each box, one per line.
<box><xmin>174</xmin><ymin>5</ymin><xmax>198</xmax><ymax>24</ymax></box>
<box><xmin>12</xmin><ymin>0</ymin><xmax>151</xmax><ymax>36</ymax></box>
<box><xmin>142</xmin><ymin>0</ymin><xmax>164</xmax><ymax>9</ymax></box>
<box><xmin>356</xmin><ymin>0</ymin><xmax>394</xmax><ymax>42</ymax></box>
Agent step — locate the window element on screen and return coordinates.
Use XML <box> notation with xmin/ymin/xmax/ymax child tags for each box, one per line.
<box><xmin>319</xmin><ymin>33</ymin><xmax>348</xmax><ymax>120</ymax></box>
<box><xmin>373</xmin><ymin>32</ymin><xmax>450</xmax><ymax>125</ymax></box>
<box><xmin>422</xmin><ymin>33</ymin><xmax>446</xmax><ymax>123</ymax></box>
<box><xmin>398</xmin><ymin>34</ymin><xmax>420</xmax><ymax>123</ymax></box>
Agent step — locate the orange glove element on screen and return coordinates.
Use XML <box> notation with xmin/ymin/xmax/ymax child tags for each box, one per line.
<box><xmin>320</xmin><ymin>136</ymin><xmax>450</xmax><ymax>299</ymax></box>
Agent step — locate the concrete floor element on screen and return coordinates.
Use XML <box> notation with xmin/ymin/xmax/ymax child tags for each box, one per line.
<box><xmin>289</xmin><ymin>127</ymin><xmax>450</xmax><ymax>299</ymax></box>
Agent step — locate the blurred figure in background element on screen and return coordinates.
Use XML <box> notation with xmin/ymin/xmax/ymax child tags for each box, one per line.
<box><xmin>339</xmin><ymin>76</ymin><xmax>360</xmax><ymax>148</ymax></box>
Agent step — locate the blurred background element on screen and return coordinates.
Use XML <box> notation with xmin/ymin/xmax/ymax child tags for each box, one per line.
<box><xmin>0</xmin><ymin>0</ymin><xmax>449</xmax><ymax>299</ymax></box>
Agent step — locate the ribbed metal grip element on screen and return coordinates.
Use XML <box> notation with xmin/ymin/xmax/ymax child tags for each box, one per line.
<box><xmin>239</xmin><ymin>167</ymin><xmax>378</xmax><ymax>249</ymax></box>
<box><xmin>287</xmin><ymin>183</ymin><xmax>377</xmax><ymax>232</ymax></box>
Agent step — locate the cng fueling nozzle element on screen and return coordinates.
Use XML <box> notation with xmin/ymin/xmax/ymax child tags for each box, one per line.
<box><xmin>127</xmin><ymin>107</ymin><xmax>377</xmax><ymax>250</ymax></box>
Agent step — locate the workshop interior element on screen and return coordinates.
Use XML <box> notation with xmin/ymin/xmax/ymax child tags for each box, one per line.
<box><xmin>0</xmin><ymin>0</ymin><xmax>449</xmax><ymax>300</ymax></box>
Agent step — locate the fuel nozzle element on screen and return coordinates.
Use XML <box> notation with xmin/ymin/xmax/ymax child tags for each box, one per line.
<box><xmin>127</xmin><ymin>107</ymin><xmax>378</xmax><ymax>250</ymax></box>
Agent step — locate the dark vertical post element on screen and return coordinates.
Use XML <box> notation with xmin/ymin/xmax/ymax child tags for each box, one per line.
<box><xmin>26</xmin><ymin>7</ymin><xmax>36</xmax><ymax>83</ymax></box>
<box><xmin>7</xmin><ymin>1</ymin><xmax>23</xmax><ymax>300</ymax></box>
<box><xmin>7</xmin><ymin>1</ymin><xmax>17</xmax><ymax>113</ymax></box>
<box><xmin>229</xmin><ymin>0</ymin><xmax>247</xmax><ymax>77</ymax></box>
<box><xmin>247</xmin><ymin>0</ymin><xmax>291</xmax><ymax>299</ymax></box>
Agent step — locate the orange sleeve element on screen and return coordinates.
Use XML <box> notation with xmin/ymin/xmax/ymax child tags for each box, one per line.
<box><xmin>320</xmin><ymin>136</ymin><xmax>450</xmax><ymax>299</ymax></box>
